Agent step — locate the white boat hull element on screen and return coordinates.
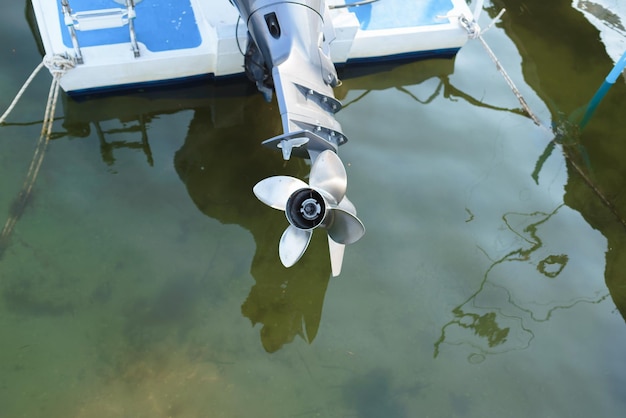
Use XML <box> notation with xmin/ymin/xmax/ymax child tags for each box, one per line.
<box><xmin>31</xmin><ymin>0</ymin><xmax>474</xmax><ymax>95</ymax></box>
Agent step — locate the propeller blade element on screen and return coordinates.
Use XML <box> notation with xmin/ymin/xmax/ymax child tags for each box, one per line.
<box><xmin>253</xmin><ymin>176</ymin><xmax>308</xmax><ymax>210</ymax></box>
<box><xmin>309</xmin><ymin>150</ymin><xmax>347</xmax><ymax>203</ymax></box>
<box><xmin>326</xmin><ymin>207</ymin><xmax>365</xmax><ymax>245</ymax></box>
<box><xmin>279</xmin><ymin>225</ymin><xmax>313</xmax><ymax>267</ymax></box>
<box><xmin>328</xmin><ymin>236</ymin><xmax>345</xmax><ymax>277</ymax></box>
<box><xmin>338</xmin><ymin>196</ymin><xmax>357</xmax><ymax>215</ymax></box>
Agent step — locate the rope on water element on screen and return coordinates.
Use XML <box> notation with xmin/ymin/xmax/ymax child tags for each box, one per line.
<box><xmin>0</xmin><ymin>55</ymin><xmax>75</xmax><ymax>257</ymax></box>
<box><xmin>459</xmin><ymin>9</ymin><xmax>543</xmax><ymax>127</ymax></box>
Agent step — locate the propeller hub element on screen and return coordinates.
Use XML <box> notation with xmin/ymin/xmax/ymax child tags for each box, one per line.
<box><xmin>300</xmin><ymin>197</ymin><xmax>322</xmax><ymax>220</ymax></box>
<box><xmin>286</xmin><ymin>188</ymin><xmax>327</xmax><ymax>230</ymax></box>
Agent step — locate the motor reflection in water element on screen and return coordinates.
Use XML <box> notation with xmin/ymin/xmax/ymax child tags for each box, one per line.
<box><xmin>172</xmin><ymin>90</ymin><xmax>333</xmax><ymax>353</ymax></box>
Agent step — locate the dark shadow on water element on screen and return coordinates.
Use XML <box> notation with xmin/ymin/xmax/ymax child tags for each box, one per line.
<box><xmin>342</xmin><ymin>368</ymin><xmax>408</xmax><ymax>418</ymax></box>
<box><xmin>3</xmin><ymin>277</ymin><xmax>75</xmax><ymax>316</ymax></box>
<box><xmin>122</xmin><ymin>275</ymin><xmax>205</xmax><ymax>350</ymax></box>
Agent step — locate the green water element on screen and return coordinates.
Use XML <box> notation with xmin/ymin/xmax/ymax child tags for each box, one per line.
<box><xmin>1</xmin><ymin>0</ymin><xmax>625</xmax><ymax>417</ymax></box>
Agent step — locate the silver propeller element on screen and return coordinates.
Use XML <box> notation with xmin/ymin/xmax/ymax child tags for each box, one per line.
<box><xmin>253</xmin><ymin>150</ymin><xmax>365</xmax><ymax>276</ymax></box>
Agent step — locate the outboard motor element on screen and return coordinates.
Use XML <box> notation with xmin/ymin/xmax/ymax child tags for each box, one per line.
<box><xmin>231</xmin><ymin>0</ymin><xmax>364</xmax><ymax>276</ymax></box>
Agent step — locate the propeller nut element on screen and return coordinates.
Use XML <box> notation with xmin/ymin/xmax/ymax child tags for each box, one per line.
<box><xmin>300</xmin><ymin>197</ymin><xmax>321</xmax><ymax>220</ymax></box>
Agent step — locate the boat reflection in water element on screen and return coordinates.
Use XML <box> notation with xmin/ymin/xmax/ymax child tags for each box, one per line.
<box><xmin>58</xmin><ymin>58</ymin><xmax>456</xmax><ymax>352</ymax></box>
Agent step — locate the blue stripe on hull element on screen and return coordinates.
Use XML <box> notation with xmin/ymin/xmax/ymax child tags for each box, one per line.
<box><xmin>343</xmin><ymin>47</ymin><xmax>460</xmax><ymax>66</ymax></box>
<box><xmin>66</xmin><ymin>47</ymin><xmax>460</xmax><ymax>98</ymax></box>
<box><xmin>66</xmin><ymin>73</ymin><xmax>219</xmax><ymax>98</ymax></box>
<box><xmin>58</xmin><ymin>0</ymin><xmax>201</xmax><ymax>52</ymax></box>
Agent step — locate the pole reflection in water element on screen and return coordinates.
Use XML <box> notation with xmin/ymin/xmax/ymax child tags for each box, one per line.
<box><xmin>488</xmin><ymin>0</ymin><xmax>626</xmax><ymax>322</ymax></box>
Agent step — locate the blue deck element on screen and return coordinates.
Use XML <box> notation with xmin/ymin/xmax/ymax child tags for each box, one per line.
<box><xmin>58</xmin><ymin>0</ymin><xmax>201</xmax><ymax>52</ymax></box>
<box><xmin>351</xmin><ymin>0</ymin><xmax>453</xmax><ymax>30</ymax></box>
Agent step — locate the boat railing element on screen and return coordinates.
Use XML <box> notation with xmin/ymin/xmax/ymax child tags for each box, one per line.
<box><xmin>60</xmin><ymin>0</ymin><xmax>140</xmax><ymax>64</ymax></box>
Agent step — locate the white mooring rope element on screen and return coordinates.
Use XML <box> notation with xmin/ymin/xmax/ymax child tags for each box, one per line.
<box><xmin>459</xmin><ymin>9</ymin><xmax>543</xmax><ymax>127</ymax></box>
<box><xmin>0</xmin><ymin>61</ymin><xmax>45</xmax><ymax>125</ymax></box>
<box><xmin>0</xmin><ymin>55</ymin><xmax>75</xmax><ymax>256</ymax></box>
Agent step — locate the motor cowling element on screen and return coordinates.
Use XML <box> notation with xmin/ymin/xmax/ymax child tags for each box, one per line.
<box><xmin>232</xmin><ymin>0</ymin><xmax>338</xmax><ymax>96</ymax></box>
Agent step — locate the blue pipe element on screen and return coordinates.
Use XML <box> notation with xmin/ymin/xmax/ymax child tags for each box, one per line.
<box><xmin>579</xmin><ymin>49</ymin><xmax>626</xmax><ymax>129</ymax></box>
<box><xmin>606</xmin><ymin>49</ymin><xmax>626</xmax><ymax>83</ymax></box>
